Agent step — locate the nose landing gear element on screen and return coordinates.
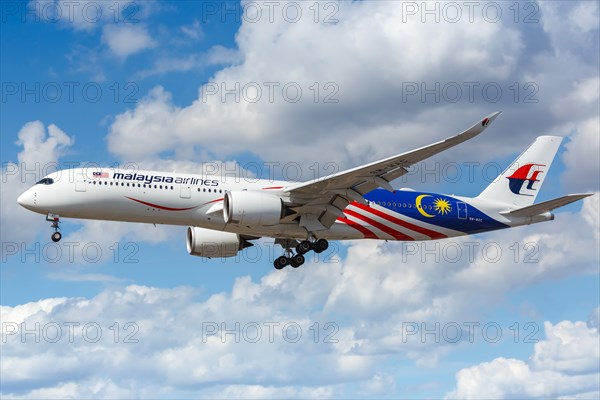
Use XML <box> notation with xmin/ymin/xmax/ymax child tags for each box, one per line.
<box><xmin>46</xmin><ymin>213</ymin><xmax>62</xmax><ymax>242</ymax></box>
<box><xmin>51</xmin><ymin>231</ymin><xmax>62</xmax><ymax>242</ymax></box>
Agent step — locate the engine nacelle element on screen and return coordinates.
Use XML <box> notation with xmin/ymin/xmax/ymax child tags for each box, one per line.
<box><xmin>223</xmin><ymin>190</ymin><xmax>283</xmax><ymax>226</ymax></box>
<box><xmin>186</xmin><ymin>227</ymin><xmax>251</xmax><ymax>258</ymax></box>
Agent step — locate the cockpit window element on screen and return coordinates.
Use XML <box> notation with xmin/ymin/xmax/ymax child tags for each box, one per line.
<box><xmin>35</xmin><ymin>178</ymin><xmax>54</xmax><ymax>185</ymax></box>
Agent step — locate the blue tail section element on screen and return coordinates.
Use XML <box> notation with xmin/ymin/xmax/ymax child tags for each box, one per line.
<box><xmin>364</xmin><ymin>190</ymin><xmax>508</xmax><ymax>235</ymax></box>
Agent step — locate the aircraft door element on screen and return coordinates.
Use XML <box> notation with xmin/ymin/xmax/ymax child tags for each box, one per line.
<box><xmin>457</xmin><ymin>202</ymin><xmax>467</xmax><ymax>220</ymax></box>
<box><xmin>75</xmin><ymin>174</ymin><xmax>86</xmax><ymax>192</ymax></box>
<box><xmin>180</xmin><ymin>185</ymin><xmax>191</xmax><ymax>199</ymax></box>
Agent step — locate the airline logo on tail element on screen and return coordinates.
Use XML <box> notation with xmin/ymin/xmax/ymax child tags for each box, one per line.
<box><xmin>507</xmin><ymin>163</ymin><xmax>545</xmax><ymax>196</ymax></box>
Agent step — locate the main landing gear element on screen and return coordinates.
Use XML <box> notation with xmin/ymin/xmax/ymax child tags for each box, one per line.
<box><xmin>296</xmin><ymin>238</ymin><xmax>329</xmax><ymax>255</ymax></box>
<box><xmin>274</xmin><ymin>253</ymin><xmax>305</xmax><ymax>270</ymax></box>
<box><xmin>273</xmin><ymin>238</ymin><xmax>329</xmax><ymax>270</ymax></box>
<box><xmin>46</xmin><ymin>213</ymin><xmax>62</xmax><ymax>242</ymax></box>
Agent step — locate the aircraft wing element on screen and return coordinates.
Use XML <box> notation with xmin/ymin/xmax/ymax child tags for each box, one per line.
<box><xmin>283</xmin><ymin>112</ymin><xmax>502</xmax><ymax>231</ymax></box>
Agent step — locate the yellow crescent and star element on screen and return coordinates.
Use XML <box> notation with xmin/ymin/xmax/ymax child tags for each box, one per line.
<box><xmin>416</xmin><ymin>195</ymin><xmax>452</xmax><ymax>218</ymax></box>
<box><xmin>416</xmin><ymin>194</ymin><xmax>435</xmax><ymax>217</ymax></box>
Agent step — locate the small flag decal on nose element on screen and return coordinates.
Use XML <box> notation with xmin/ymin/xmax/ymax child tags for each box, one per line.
<box><xmin>93</xmin><ymin>172</ymin><xmax>109</xmax><ymax>178</ymax></box>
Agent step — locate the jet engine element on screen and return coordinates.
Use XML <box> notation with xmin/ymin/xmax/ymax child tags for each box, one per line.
<box><xmin>186</xmin><ymin>227</ymin><xmax>252</xmax><ymax>258</ymax></box>
<box><xmin>223</xmin><ymin>190</ymin><xmax>284</xmax><ymax>226</ymax></box>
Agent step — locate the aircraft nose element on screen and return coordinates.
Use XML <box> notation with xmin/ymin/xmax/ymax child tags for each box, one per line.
<box><xmin>17</xmin><ymin>189</ymin><xmax>35</xmax><ymax>209</ymax></box>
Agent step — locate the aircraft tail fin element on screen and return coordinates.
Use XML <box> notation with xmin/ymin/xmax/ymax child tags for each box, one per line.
<box><xmin>477</xmin><ymin>136</ymin><xmax>562</xmax><ymax>207</ymax></box>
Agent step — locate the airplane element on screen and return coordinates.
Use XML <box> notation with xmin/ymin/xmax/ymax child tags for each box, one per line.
<box><xmin>17</xmin><ymin>112</ymin><xmax>593</xmax><ymax>269</ymax></box>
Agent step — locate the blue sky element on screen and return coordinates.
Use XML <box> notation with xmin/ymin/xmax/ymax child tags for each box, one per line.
<box><xmin>1</xmin><ymin>1</ymin><xmax>599</xmax><ymax>398</ymax></box>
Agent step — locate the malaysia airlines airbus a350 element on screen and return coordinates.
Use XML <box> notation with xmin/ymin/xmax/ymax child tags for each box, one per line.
<box><xmin>17</xmin><ymin>112</ymin><xmax>592</xmax><ymax>269</ymax></box>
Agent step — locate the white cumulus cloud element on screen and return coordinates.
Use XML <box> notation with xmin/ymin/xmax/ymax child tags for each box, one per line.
<box><xmin>1</xmin><ymin>121</ymin><xmax>75</xmax><ymax>244</ymax></box>
<box><xmin>446</xmin><ymin>319</ymin><xmax>600</xmax><ymax>399</ymax></box>
<box><xmin>102</xmin><ymin>24</ymin><xmax>156</xmax><ymax>59</ymax></box>
<box><xmin>1</xmin><ymin>196</ymin><xmax>598</xmax><ymax>397</ymax></box>
<box><xmin>106</xmin><ymin>0</ymin><xmax>529</xmax><ymax>166</ymax></box>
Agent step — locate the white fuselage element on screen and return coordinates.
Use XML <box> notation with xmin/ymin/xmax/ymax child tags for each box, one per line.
<box><xmin>17</xmin><ymin>168</ymin><xmax>552</xmax><ymax>242</ymax></box>
<box><xmin>17</xmin><ymin>168</ymin><xmax>360</xmax><ymax>240</ymax></box>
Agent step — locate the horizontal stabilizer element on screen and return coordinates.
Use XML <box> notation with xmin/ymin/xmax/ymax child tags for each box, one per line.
<box><xmin>500</xmin><ymin>193</ymin><xmax>593</xmax><ymax>217</ymax></box>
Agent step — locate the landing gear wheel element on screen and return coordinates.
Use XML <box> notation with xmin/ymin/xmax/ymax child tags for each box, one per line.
<box><xmin>47</xmin><ymin>213</ymin><xmax>62</xmax><ymax>243</ymax></box>
<box><xmin>51</xmin><ymin>232</ymin><xmax>62</xmax><ymax>242</ymax></box>
<box><xmin>313</xmin><ymin>239</ymin><xmax>329</xmax><ymax>253</ymax></box>
<box><xmin>296</xmin><ymin>240</ymin><xmax>312</xmax><ymax>255</ymax></box>
<box><xmin>274</xmin><ymin>256</ymin><xmax>288</xmax><ymax>270</ymax></box>
<box><xmin>290</xmin><ymin>254</ymin><xmax>305</xmax><ymax>268</ymax></box>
